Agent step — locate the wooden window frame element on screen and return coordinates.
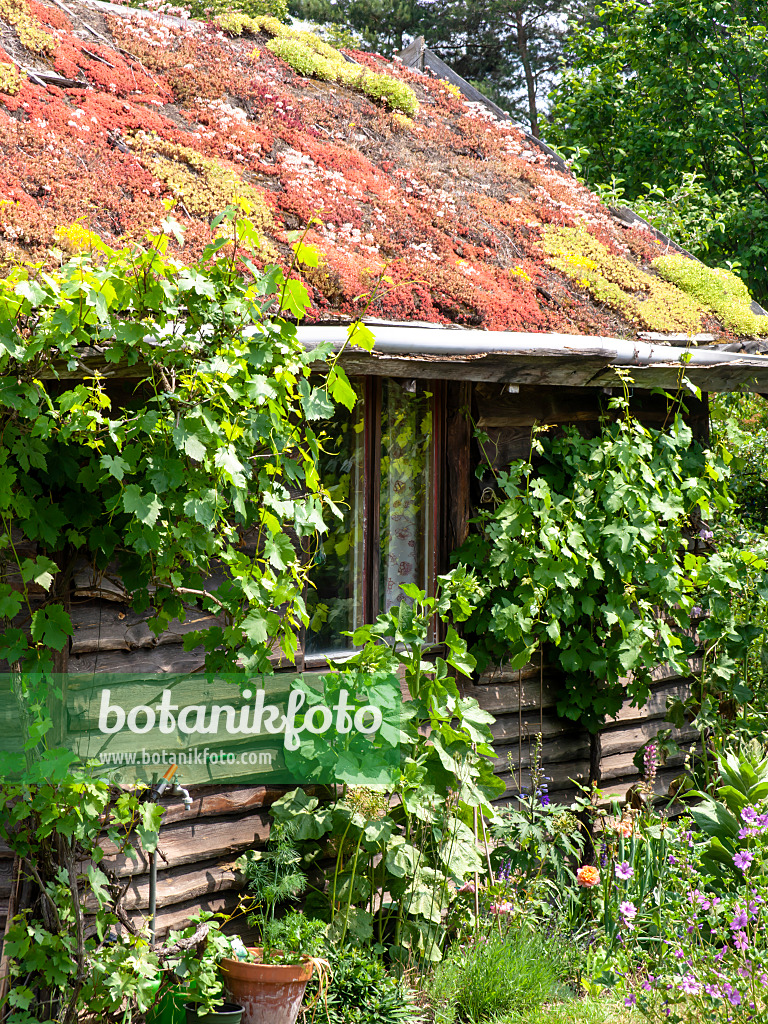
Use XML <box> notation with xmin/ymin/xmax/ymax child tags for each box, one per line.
<box><xmin>304</xmin><ymin>376</ymin><xmax>444</xmax><ymax>667</ymax></box>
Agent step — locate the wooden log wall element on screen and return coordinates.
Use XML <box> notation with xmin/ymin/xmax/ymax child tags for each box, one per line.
<box><xmin>468</xmin><ymin>658</ymin><xmax>699</xmax><ymax>808</ymax></box>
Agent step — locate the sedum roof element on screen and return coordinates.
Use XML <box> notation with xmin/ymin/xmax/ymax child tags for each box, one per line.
<box><xmin>0</xmin><ymin>0</ymin><xmax>766</xmax><ymax>345</ymax></box>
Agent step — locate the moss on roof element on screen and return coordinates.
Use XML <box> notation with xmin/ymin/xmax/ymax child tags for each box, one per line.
<box><xmin>0</xmin><ymin>0</ymin><xmax>764</xmax><ymax>340</ymax></box>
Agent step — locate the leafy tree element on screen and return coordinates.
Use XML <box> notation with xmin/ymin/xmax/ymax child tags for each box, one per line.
<box><xmin>546</xmin><ymin>0</ymin><xmax>768</xmax><ymax>302</ymax></box>
<box><xmin>287</xmin><ymin>0</ymin><xmax>590</xmax><ymax>135</ymax></box>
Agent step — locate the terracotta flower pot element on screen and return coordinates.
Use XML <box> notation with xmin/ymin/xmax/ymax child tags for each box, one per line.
<box><xmin>219</xmin><ymin>949</ymin><xmax>314</xmax><ymax>1024</ymax></box>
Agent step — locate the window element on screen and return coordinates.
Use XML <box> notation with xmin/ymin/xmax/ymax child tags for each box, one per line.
<box><xmin>304</xmin><ymin>378</ymin><xmax>439</xmax><ymax>663</ymax></box>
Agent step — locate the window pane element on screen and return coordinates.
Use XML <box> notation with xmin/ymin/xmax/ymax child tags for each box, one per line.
<box><xmin>305</xmin><ymin>391</ymin><xmax>364</xmax><ymax>657</ymax></box>
<box><xmin>379</xmin><ymin>381</ymin><xmax>434</xmax><ymax>612</ymax></box>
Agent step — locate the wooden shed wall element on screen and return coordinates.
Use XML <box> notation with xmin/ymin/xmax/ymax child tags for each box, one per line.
<box><xmin>0</xmin><ymin>380</ymin><xmax>706</xmax><ymax>943</ymax></box>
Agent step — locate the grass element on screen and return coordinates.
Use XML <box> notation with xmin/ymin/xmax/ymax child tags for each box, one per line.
<box><xmin>496</xmin><ymin>995</ymin><xmax>629</xmax><ymax>1023</ymax></box>
<box><xmin>425</xmin><ymin>929</ymin><xmax>579</xmax><ymax>1024</ymax></box>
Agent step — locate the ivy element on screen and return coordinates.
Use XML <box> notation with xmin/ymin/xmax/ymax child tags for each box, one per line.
<box><xmin>457</xmin><ymin>394</ymin><xmax>768</xmax><ymax>730</ymax></box>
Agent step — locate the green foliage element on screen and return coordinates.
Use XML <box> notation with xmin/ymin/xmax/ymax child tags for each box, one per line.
<box><xmin>0</xmin><ymin>210</ymin><xmax>346</xmax><ymax>680</ymax></box>
<box><xmin>185</xmin><ymin>0</ymin><xmax>288</xmax><ymax>20</ymax></box>
<box><xmin>261</xmin><ymin>910</ymin><xmax>327</xmax><ymax>958</ymax></box>
<box><xmin>266</xmin><ymin>571</ymin><xmax>502</xmax><ymax>964</ymax></box>
<box><xmin>426</xmin><ymin>928</ymin><xmax>567</xmax><ymax>1024</ymax></box>
<box><xmin>546</xmin><ymin>0</ymin><xmax>768</xmax><ymax>303</ymax></box>
<box><xmin>457</xmin><ymin>396</ymin><xmax>766</xmax><ymax>729</ymax></box>
<box><xmin>688</xmin><ymin>744</ymin><xmax>768</xmax><ymax>880</ymax></box>
<box><xmin>654</xmin><ymin>254</ymin><xmax>768</xmax><ymax>336</ymax></box>
<box><xmin>238</xmin><ymin>820</ymin><xmax>307</xmax><ymax>962</ymax></box>
<box><xmin>0</xmin><ymin>727</ymin><xmax>165</xmax><ymax>1021</ymax></box>
<box><xmin>305</xmin><ymin>943</ymin><xmax>417</xmax><ymax>1024</ymax></box>
<box><xmin>540</xmin><ymin>225</ymin><xmax>705</xmax><ymax>333</ymax></box>
<box><xmin>488</xmin><ymin>735</ymin><xmax>584</xmax><ymax>921</ymax></box>
<box><xmin>357</xmin><ymin>71</ymin><xmax>419</xmax><ymax>116</ymax></box>
<box><xmin>602</xmin><ymin>171</ymin><xmax>740</xmax><ymax>260</ymax></box>
<box><xmin>0</xmin><ymin>212</ymin><xmax>357</xmax><ymax>1018</ymax></box>
<box><xmin>287</xmin><ymin>0</ymin><xmax>591</xmax><ymax>134</ymax></box>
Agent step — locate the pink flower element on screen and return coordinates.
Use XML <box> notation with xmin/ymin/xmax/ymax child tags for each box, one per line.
<box><xmin>734</xmin><ymin>851</ymin><xmax>754</xmax><ymax>871</ymax></box>
<box><xmin>488</xmin><ymin>901</ymin><xmax>513</xmax><ymax>915</ymax></box>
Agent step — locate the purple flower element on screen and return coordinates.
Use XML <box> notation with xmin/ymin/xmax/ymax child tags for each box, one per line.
<box><xmin>669</xmin><ymin>854</ymin><xmax>677</xmax><ymax>866</ymax></box>
<box><xmin>619</xmin><ymin>900</ymin><xmax>637</xmax><ymax>930</ymax></box>
<box><xmin>615</xmin><ymin>861</ymin><xmax>634</xmax><ymax>881</ymax></box>
<box><xmin>680</xmin><ymin>975</ymin><xmax>700</xmax><ymax>995</ymax></box>
<box><xmin>733</xmin><ymin>851</ymin><xmax>754</xmax><ymax>872</ymax></box>
<box><xmin>730</xmin><ymin>909</ymin><xmax>749</xmax><ymax>930</ymax></box>
<box><xmin>624</xmin><ymin>994</ymin><xmax>637</xmax><ymax>1007</ymax></box>
<box><xmin>734</xmin><ymin>930</ymin><xmax>750</xmax><ymax>951</ymax></box>
<box><xmin>699</xmin><ymin>528</ymin><xmax>714</xmax><ymax>542</ymax></box>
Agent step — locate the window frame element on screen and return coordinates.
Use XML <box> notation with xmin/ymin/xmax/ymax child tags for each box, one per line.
<box><xmin>302</xmin><ymin>375</ymin><xmax>444</xmax><ymax>668</ymax></box>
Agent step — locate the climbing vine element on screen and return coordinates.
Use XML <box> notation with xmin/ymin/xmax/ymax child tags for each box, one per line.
<box><xmin>0</xmin><ymin>207</ymin><xmax>364</xmax><ymax>1018</ymax></box>
<box><xmin>457</xmin><ymin>392</ymin><xmax>768</xmax><ymax>730</ymax></box>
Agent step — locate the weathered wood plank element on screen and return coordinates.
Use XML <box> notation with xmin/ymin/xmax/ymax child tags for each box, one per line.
<box><xmin>68</xmin><ymin>645</ymin><xmax>209</xmax><ymax>677</ymax></box>
<box><xmin>101</xmin><ymin>813</ymin><xmax>271</xmax><ymax>877</ymax></box>
<box><xmin>69</xmin><ymin>603</ymin><xmax>223</xmax><ymax>655</ymax></box>
<box><xmin>67</xmin><ymin>671</ymin><xmax>325</xmax><ymax>730</ymax></box>
<box><xmin>474</xmin><ymin>383</ymin><xmax>604</xmax><ymax>429</ymax></box>
<box><xmin>495</xmin><ymin>758</ymin><xmax>591</xmax><ymax>797</ymax></box>
<box><xmin>473</xmin><ymin>677</ymin><xmax>559</xmax><ymax>715</ymax></box>
<box><xmin>600</xmin><ymin>749</ymin><xmax>687</xmax><ymax>782</ymax></box>
<box><xmin>490</xmin><ymin>711</ymin><xmax>584</xmax><ymax>745</ymax></box>
<box><xmin>493</xmin><ymin>732</ymin><xmax>590</xmax><ymax>772</ymax></box>
<box><xmin>88</xmin><ymin>860</ymin><xmax>244</xmax><ymax>913</ymax></box>
<box><xmin>600</xmin><ymin>721</ymin><xmax>698</xmax><ymax>760</ymax></box>
<box><xmin>475</xmin><ymin>666</ymin><xmax>695</xmax><ymax>719</ymax></box>
<box><xmin>157</xmin><ymin>786</ymin><xmax>287</xmax><ymax>826</ymax></box>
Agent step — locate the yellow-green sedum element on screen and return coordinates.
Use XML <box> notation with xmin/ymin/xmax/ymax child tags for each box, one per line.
<box><xmin>541</xmin><ymin>226</ymin><xmax>705</xmax><ymax>333</ymax></box>
<box><xmin>653</xmin><ymin>254</ymin><xmax>768</xmax><ymax>336</ymax></box>
<box><xmin>215</xmin><ymin>13</ymin><xmax>419</xmax><ymax>116</ymax></box>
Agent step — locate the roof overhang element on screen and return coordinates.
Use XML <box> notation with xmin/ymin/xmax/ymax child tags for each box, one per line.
<box><xmin>298</xmin><ymin>323</ymin><xmax>768</xmax><ymax>393</ymax></box>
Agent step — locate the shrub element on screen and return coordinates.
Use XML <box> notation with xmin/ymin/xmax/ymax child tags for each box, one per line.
<box><xmin>186</xmin><ymin>0</ymin><xmax>287</xmax><ymax>20</ymax></box>
<box><xmin>266</xmin><ymin>37</ymin><xmax>337</xmax><ymax>80</ymax></box>
<box><xmin>260</xmin><ymin>18</ymin><xmax>419</xmax><ymax>117</ymax></box>
<box><xmin>360</xmin><ymin>73</ymin><xmax>419</xmax><ymax>117</ymax></box>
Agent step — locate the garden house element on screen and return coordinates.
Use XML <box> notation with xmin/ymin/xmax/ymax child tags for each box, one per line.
<box><xmin>3</xmin><ymin>0</ymin><xmax>768</xmax><ymax>942</ymax></box>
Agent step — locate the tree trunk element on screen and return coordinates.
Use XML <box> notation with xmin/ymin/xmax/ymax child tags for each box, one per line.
<box><xmin>515</xmin><ymin>11</ymin><xmax>540</xmax><ymax>138</ymax></box>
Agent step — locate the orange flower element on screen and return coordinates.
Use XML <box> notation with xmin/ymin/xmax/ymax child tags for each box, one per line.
<box><xmin>576</xmin><ymin>865</ymin><xmax>601</xmax><ymax>888</ymax></box>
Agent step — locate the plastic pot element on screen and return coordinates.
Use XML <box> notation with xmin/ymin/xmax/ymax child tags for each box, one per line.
<box><xmin>183</xmin><ymin>1002</ymin><xmax>244</xmax><ymax>1024</ymax></box>
<box><xmin>145</xmin><ymin>984</ymin><xmax>187</xmax><ymax>1024</ymax></box>
<box><xmin>219</xmin><ymin>948</ymin><xmax>314</xmax><ymax>1024</ymax></box>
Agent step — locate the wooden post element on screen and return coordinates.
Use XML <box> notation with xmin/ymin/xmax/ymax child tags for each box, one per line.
<box><xmin>0</xmin><ymin>856</ymin><xmax>22</xmax><ymax>1015</ymax></box>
